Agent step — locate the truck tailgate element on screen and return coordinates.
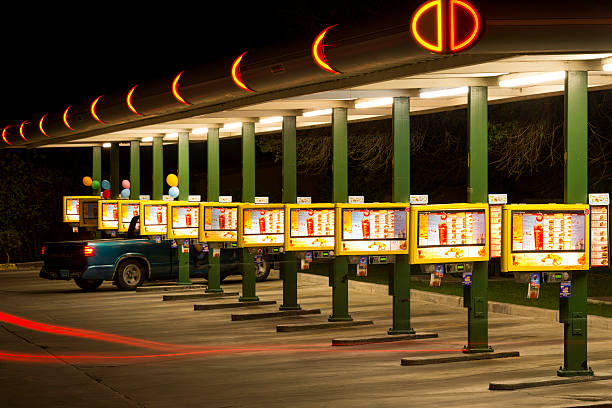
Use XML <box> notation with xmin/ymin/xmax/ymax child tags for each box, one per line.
<box><xmin>44</xmin><ymin>242</ymin><xmax>88</xmax><ymax>271</ymax></box>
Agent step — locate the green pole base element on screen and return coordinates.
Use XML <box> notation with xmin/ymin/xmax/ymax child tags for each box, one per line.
<box><xmin>328</xmin><ymin>315</ymin><xmax>353</xmax><ymax>322</ymax></box>
<box><xmin>205</xmin><ymin>288</ymin><xmax>224</xmax><ymax>293</ymax></box>
<box><xmin>279</xmin><ymin>305</ymin><xmax>302</xmax><ymax>311</ymax></box>
<box><xmin>462</xmin><ymin>345</ymin><xmax>494</xmax><ymax>354</ymax></box>
<box><xmin>176</xmin><ymin>280</ymin><xmax>193</xmax><ymax>286</ymax></box>
<box><xmin>388</xmin><ymin>328</ymin><xmax>416</xmax><ymax>335</ymax></box>
<box><xmin>557</xmin><ymin>367</ymin><xmax>594</xmax><ymax>377</ymax></box>
<box><xmin>238</xmin><ymin>296</ymin><xmax>260</xmax><ymax>302</ymax></box>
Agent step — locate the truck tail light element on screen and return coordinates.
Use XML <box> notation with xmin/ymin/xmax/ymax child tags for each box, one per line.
<box><xmin>41</xmin><ymin>245</ymin><xmax>45</xmax><ymax>256</ymax></box>
<box><xmin>83</xmin><ymin>246</ymin><xmax>95</xmax><ymax>257</ymax></box>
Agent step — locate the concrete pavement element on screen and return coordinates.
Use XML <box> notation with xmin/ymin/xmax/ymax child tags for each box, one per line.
<box><xmin>1</xmin><ymin>268</ymin><xmax>612</xmax><ymax>407</ymax></box>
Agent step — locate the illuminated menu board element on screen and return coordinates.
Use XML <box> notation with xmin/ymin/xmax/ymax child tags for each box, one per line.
<box><xmin>285</xmin><ymin>204</ymin><xmax>335</xmax><ymax>251</ymax></box>
<box><xmin>501</xmin><ymin>204</ymin><xmax>589</xmax><ymax>272</ymax></box>
<box><xmin>80</xmin><ymin>199</ymin><xmax>99</xmax><ymax>227</ymax></box>
<box><xmin>168</xmin><ymin>204</ymin><xmax>199</xmax><ymax>239</ymax></box>
<box><xmin>590</xmin><ymin>206</ymin><xmax>608</xmax><ymax>267</ymax></box>
<box><xmin>409</xmin><ymin>204</ymin><xmax>489</xmax><ymax>264</ymax></box>
<box><xmin>201</xmin><ymin>204</ymin><xmax>239</xmax><ymax>242</ymax></box>
<box><xmin>118</xmin><ymin>201</ymin><xmax>140</xmax><ymax>232</ymax></box>
<box><xmin>140</xmin><ymin>202</ymin><xmax>168</xmax><ymax>235</ymax></box>
<box><xmin>98</xmin><ymin>200</ymin><xmax>119</xmax><ymax>229</ymax></box>
<box><xmin>490</xmin><ymin>205</ymin><xmax>503</xmax><ymax>258</ymax></box>
<box><xmin>336</xmin><ymin>204</ymin><xmax>409</xmax><ymax>255</ymax></box>
<box><xmin>239</xmin><ymin>205</ymin><xmax>285</xmax><ymax>247</ymax></box>
<box><xmin>64</xmin><ymin>197</ymin><xmax>80</xmax><ymax>223</ymax></box>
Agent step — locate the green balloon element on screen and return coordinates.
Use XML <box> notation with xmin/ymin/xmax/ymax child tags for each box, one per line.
<box><xmin>91</xmin><ymin>180</ymin><xmax>100</xmax><ymax>190</ymax></box>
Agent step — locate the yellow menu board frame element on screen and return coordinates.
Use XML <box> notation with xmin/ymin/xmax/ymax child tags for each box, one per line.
<box><xmin>409</xmin><ymin>203</ymin><xmax>489</xmax><ymax>264</ymax></box>
<box><xmin>63</xmin><ymin>196</ymin><xmax>99</xmax><ymax>223</ymax></box>
<box><xmin>167</xmin><ymin>201</ymin><xmax>200</xmax><ymax>239</ymax></box>
<box><xmin>335</xmin><ymin>203</ymin><xmax>410</xmax><ymax>256</ymax></box>
<box><xmin>139</xmin><ymin>201</ymin><xmax>169</xmax><ymax>235</ymax></box>
<box><xmin>97</xmin><ymin>200</ymin><xmax>120</xmax><ymax>230</ymax></box>
<box><xmin>501</xmin><ymin>204</ymin><xmax>590</xmax><ymax>272</ymax></box>
<box><xmin>285</xmin><ymin>203</ymin><xmax>335</xmax><ymax>251</ymax></box>
<box><xmin>238</xmin><ymin>203</ymin><xmax>286</xmax><ymax>248</ymax></box>
<box><xmin>118</xmin><ymin>200</ymin><xmax>141</xmax><ymax>232</ymax></box>
<box><xmin>199</xmin><ymin>202</ymin><xmax>240</xmax><ymax>243</ymax></box>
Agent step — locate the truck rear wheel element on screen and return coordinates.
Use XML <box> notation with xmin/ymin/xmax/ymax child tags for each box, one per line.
<box><xmin>74</xmin><ymin>277</ymin><xmax>103</xmax><ymax>291</ymax></box>
<box><xmin>115</xmin><ymin>260</ymin><xmax>146</xmax><ymax>291</ymax></box>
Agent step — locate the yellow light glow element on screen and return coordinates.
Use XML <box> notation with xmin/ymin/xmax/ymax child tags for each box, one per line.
<box><xmin>39</xmin><ymin>114</ymin><xmax>49</xmax><ymax>137</ymax></box>
<box><xmin>312</xmin><ymin>25</ymin><xmax>340</xmax><ymax>74</ymax></box>
<box><xmin>126</xmin><ymin>85</ymin><xmax>142</xmax><ymax>116</ymax></box>
<box><xmin>231</xmin><ymin>52</ymin><xmax>254</xmax><ymax>92</ymax></box>
<box><xmin>172</xmin><ymin>71</ymin><xmax>191</xmax><ymax>105</ymax></box>
<box><xmin>19</xmin><ymin>120</ymin><xmax>29</xmax><ymax>141</ymax></box>
<box><xmin>449</xmin><ymin>0</ymin><xmax>480</xmax><ymax>52</ymax></box>
<box><xmin>63</xmin><ymin>106</ymin><xmax>75</xmax><ymax>131</ymax></box>
<box><xmin>411</xmin><ymin>0</ymin><xmax>443</xmax><ymax>53</ymax></box>
<box><xmin>2</xmin><ymin>126</ymin><xmax>12</xmax><ymax>145</ymax></box>
<box><xmin>91</xmin><ymin>95</ymin><xmax>105</xmax><ymax>124</ymax></box>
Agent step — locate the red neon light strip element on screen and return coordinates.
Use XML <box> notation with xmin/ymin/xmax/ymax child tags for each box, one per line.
<box><xmin>39</xmin><ymin>114</ymin><xmax>49</xmax><ymax>137</ymax></box>
<box><xmin>18</xmin><ymin>121</ymin><xmax>29</xmax><ymax>141</ymax></box>
<box><xmin>1</xmin><ymin>126</ymin><xmax>12</xmax><ymax>145</ymax></box>
<box><xmin>90</xmin><ymin>95</ymin><xmax>105</xmax><ymax>124</ymax></box>
<box><xmin>450</xmin><ymin>0</ymin><xmax>480</xmax><ymax>52</ymax></box>
<box><xmin>62</xmin><ymin>106</ymin><xmax>75</xmax><ymax>131</ymax></box>
<box><xmin>172</xmin><ymin>71</ymin><xmax>191</xmax><ymax>105</ymax></box>
<box><xmin>312</xmin><ymin>25</ymin><xmax>340</xmax><ymax>74</ymax></box>
<box><xmin>126</xmin><ymin>85</ymin><xmax>142</xmax><ymax>116</ymax></box>
<box><xmin>230</xmin><ymin>52</ymin><xmax>254</xmax><ymax>92</ymax></box>
<box><xmin>411</xmin><ymin>0</ymin><xmax>443</xmax><ymax>53</ymax></box>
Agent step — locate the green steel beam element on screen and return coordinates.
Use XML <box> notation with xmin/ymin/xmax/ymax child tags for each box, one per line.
<box><xmin>464</xmin><ymin>86</ymin><xmax>492</xmax><ymax>353</ymax></box>
<box><xmin>92</xmin><ymin>146</ymin><xmax>101</xmax><ymax>196</ymax></box>
<box><xmin>389</xmin><ymin>97</ymin><xmax>414</xmax><ymax>334</ymax></box>
<box><xmin>239</xmin><ymin>122</ymin><xmax>259</xmax><ymax>302</ymax></box>
<box><xmin>129</xmin><ymin>140</ymin><xmax>140</xmax><ymax>198</ymax></box>
<box><xmin>177</xmin><ymin>132</ymin><xmax>191</xmax><ymax>285</ymax></box>
<box><xmin>329</xmin><ymin>107</ymin><xmax>351</xmax><ymax>322</ymax></box>
<box><xmin>280</xmin><ymin>116</ymin><xmax>301</xmax><ymax>311</ymax></box>
<box><xmin>152</xmin><ymin>136</ymin><xmax>163</xmax><ymax>200</ymax></box>
<box><xmin>206</xmin><ymin>128</ymin><xmax>223</xmax><ymax>294</ymax></box>
<box><xmin>110</xmin><ymin>143</ymin><xmax>120</xmax><ymax>198</ymax></box>
<box><xmin>558</xmin><ymin>71</ymin><xmax>592</xmax><ymax>377</ymax></box>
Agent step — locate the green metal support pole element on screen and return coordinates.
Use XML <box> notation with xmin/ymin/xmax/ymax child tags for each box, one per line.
<box><xmin>92</xmin><ymin>146</ymin><xmax>101</xmax><ymax>197</ymax></box>
<box><xmin>152</xmin><ymin>136</ymin><xmax>163</xmax><ymax>200</ymax></box>
<box><xmin>129</xmin><ymin>140</ymin><xmax>140</xmax><ymax>198</ymax></box>
<box><xmin>110</xmin><ymin>143</ymin><xmax>120</xmax><ymax>199</ymax></box>
<box><xmin>389</xmin><ymin>97</ymin><xmax>414</xmax><ymax>334</ymax></box>
<box><xmin>329</xmin><ymin>107</ymin><xmax>352</xmax><ymax>321</ymax></box>
<box><xmin>280</xmin><ymin>116</ymin><xmax>301</xmax><ymax>310</ymax></box>
<box><xmin>239</xmin><ymin>122</ymin><xmax>259</xmax><ymax>302</ymax></box>
<box><xmin>177</xmin><ymin>132</ymin><xmax>192</xmax><ymax>285</ymax></box>
<box><xmin>206</xmin><ymin>128</ymin><xmax>223</xmax><ymax>293</ymax></box>
<box><xmin>464</xmin><ymin>86</ymin><xmax>493</xmax><ymax>353</ymax></box>
<box><xmin>558</xmin><ymin>71</ymin><xmax>592</xmax><ymax>377</ymax></box>
<box><xmin>92</xmin><ymin>146</ymin><xmax>102</xmax><ymax>238</ymax></box>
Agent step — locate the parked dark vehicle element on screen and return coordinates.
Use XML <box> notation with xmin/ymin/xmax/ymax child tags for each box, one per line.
<box><xmin>40</xmin><ymin>216</ymin><xmax>272</xmax><ymax>290</ymax></box>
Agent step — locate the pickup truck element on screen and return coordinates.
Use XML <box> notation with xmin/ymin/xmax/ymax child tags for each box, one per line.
<box><xmin>40</xmin><ymin>217</ymin><xmax>273</xmax><ymax>291</ymax></box>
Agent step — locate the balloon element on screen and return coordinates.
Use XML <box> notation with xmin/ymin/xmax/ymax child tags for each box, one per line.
<box><xmin>166</xmin><ymin>174</ymin><xmax>178</xmax><ymax>187</ymax></box>
<box><xmin>91</xmin><ymin>180</ymin><xmax>100</xmax><ymax>190</ymax></box>
<box><xmin>121</xmin><ymin>179</ymin><xmax>130</xmax><ymax>189</ymax></box>
<box><xmin>102</xmin><ymin>189</ymin><xmax>111</xmax><ymax>199</ymax></box>
<box><xmin>82</xmin><ymin>176</ymin><xmax>92</xmax><ymax>186</ymax></box>
<box><xmin>101</xmin><ymin>180</ymin><xmax>111</xmax><ymax>190</ymax></box>
<box><xmin>168</xmin><ymin>186</ymin><xmax>179</xmax><ymax>198</ymax></box>
<box><xmin>121</xmin><ymin>188</ymin><xmax>131</xmax><ymax>198</ymax></box>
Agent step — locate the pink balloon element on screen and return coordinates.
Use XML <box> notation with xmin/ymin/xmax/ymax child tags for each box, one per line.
<box><xmin>122</xmin><ymin>180</ymin><xmax>130</xmax><ymax>189</ymax></box>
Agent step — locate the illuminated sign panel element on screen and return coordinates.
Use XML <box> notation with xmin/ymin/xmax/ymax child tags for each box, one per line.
<box><xmin>63</xmin><ymin>196</ymin><xmax>99</xmax><ymax>224</ymax></box>
<box><xmin>410</xmin><ymin>203</ymin><xmax>489</xmax><ymax>264</ymax></box>
<box><xmin>501</xmin><ymin>204</ymin><xmax>590</xmax><ymax>272</ymax></box>
<box><xmin>118</xmin><ymin>200</ymin><xmax>141</xmax><ymax>232</ymax></box>
<box><xmin>590</xmin><ymin>204</ymin><xmax>609</xmax><ymax>267</ymax></box>
<box><xmin>411</xmin><ymin>0</ymin><xmax>481</xmax><ymax>54</ymax></box>
<box><xmin>285</xmin><ymin>204</ymin><xmax>335</xmax><ymax>251</ymax></box>
<box><xmin>238</xmin><ymin>204</ymin><xmax>285</xmax><ymax>247</ymax></box>
<box><xmin>79</xmin><ymin>199</ymin><xmax>100</xmax><ymax>228</ymax></box>
<box><xmin>167</xmin><ymin>202</ymin><xmax>199</xmax><ymax>239</ymax></box>
<box><xmin>336</xmin><ymin>203</ymin><xmax>409</xmax><ymax>256</ymax></box>
<box><xmin>139</xmin><ymin>201</ymin><xmax>169</xmax><ymax>235</ymax></box>
<box><xmin>98</xmin><ymin>200</ymin><xmax>119</xmax><ymax>230</ymax></box>
<box><xmin>200</xmin><ymin>203</ymin><xmax>239</xmax><ymax>242</ymax></box>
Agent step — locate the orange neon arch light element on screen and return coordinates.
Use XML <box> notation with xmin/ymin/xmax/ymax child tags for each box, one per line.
<box><xmin>449</xmin><ymin>0</ymin><xmax>480</xmax><ymax>52</ymax></box>
<box><xmin>172</xmin><ymin>71</ymin><xmax>191</xmax><ymax>105</ymax></box>
<box><xmin>19</xmin><ymin>120</ymin><xmax>30</xmax><ymax>141</ymax></box>
<box><xmin>230</xmin><ymin>52</ymin><xmax>254</xmax><ymax>92</ymax></box>
<box><xmin>91</xmin><ymin>95</ymin><xmax>105</xmax><ymax>124</ymax></box>
<box><xmin>312</xmin><ymin>25</ymin><xmax>340</xmax><ymax>74</ymax></box>
<box><xmin>2</xmin><ymin>126</ymin><xmax>12</xmax><ymax>145</ymax></box>
<box><xmin>39</xmin><ymin>114</ymin><xmax>49</xmax><ymax>137</ymax></box>
<box><xmin>126</xmin><ymin>85</ymin><xmax>142</xmax><ymax>116</ymax></box>
<box><xmin>63</xmin><ymin>106</ymin><xmax>75</xmax><ymax>131</ymax></box>
<box><xmin>411</xmin><ymin>0</ymin><xmax>443</xmax><ymax>53</ymax></box>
